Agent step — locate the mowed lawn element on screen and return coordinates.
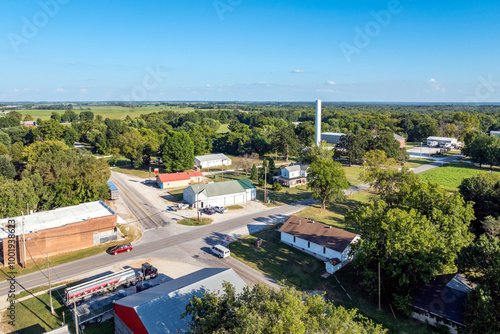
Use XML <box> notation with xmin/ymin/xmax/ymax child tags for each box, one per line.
<box><xmin>294</xmin><ymin>190</ymin><xmax>375</xmax><ymax>232</ymax></box>
<box><xmin>418</xmin><ymin>162</ymin><xmax>500</xmax><ymax>191</ymax></box>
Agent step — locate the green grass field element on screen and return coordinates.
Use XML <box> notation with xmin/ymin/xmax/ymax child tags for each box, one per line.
<box><xmin>344</xmin><ymin>166</ymin><xmax>363</xmax><ymax>186</ymax></box>
<box><xmin>419</xmin><ymin>162</ymin><xmax>500</xmax><ymax>191</ymax></box>
<box><xmin>15</xmin><ymin>105</ymin><xmax>203</xmax><ymax>121</ymax></box>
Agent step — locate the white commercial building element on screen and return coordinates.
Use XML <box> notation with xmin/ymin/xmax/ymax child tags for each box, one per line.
<box><xmin>426</xmin><ymin>136</ymin><xmax>458</xmax><ymax>147</ymax></box>
<box><xmin>194</xmin><ymin>154</ymin><xmax>231</xmax><ymax>169</ymax></box>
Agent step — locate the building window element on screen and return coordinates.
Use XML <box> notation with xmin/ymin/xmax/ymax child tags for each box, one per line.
<box><xmin>323</xmin><ymin>247</ymin><xmax>326</xmax><ymax>254</ymax></box>
<box><xmin>308</xmin><ymin>241</ymin><xmax>310</xmax><ymax>248</ymax></box>
<box><xmin>293</xmin><ymin>236</ymin><xmax>296</xmax><ymax>243</ymax></box>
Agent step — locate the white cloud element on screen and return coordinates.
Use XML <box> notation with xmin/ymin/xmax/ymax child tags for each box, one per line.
<box><xmin>292</xmin><ymin>70</ymin><xmax>304</xmax><ymax>73</ymax></box>
<box><xmin>326</xmin><ymin>80</ymin><xmax>336</xmax><ymax>85</ymax></box>
<box><xmin>205</xmin><ymin>84</ymin><xmax>212</xmax><ymax>88</ymax></box>
<box><xmin>428</xmin><ymin>78</ymin><xmax>445</xmax><ymax>92</ymax></box>
<box><xmin>55</xmin><ymin>88</ymin><xmax>66</xmax><ymax>93</ymax></box>
<box><xmin>23</xmin><ymin>88</ymin><xmax>32</xmax><ymax>91</ymax></box>
<box><xmin>80</xmin><ymin>88</ymin><xmax>88</xmax><ymax>93</ymax></box>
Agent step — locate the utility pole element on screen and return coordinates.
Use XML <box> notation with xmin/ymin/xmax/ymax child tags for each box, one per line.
<box><xmin>264</xmin><ymin>166</ymin><xmax>267</xmax><ymax>204</ymax></box>
<box><xmin>196</xmin><ymin>191</ymin><xmax>200</xmax><ymax>221</ymax></box>
<box><xmin>221</xmin><ymin>159</ymin><xmax>224</xmax><ymax>182</ymax></box>
<box><xmin>47</xmin><ymin>255</ymin><xmax>54</xmax><ymax>314</ymax></box>
<box><xmin>74</xmin><ymin>299</ymin><xmax>79</xmax><ymax>334</ymax></box>
<box><xmin>21</xmin><ymin>211</ymin><xmax>27</xmax><ymax>268</ymax></box>
<box><xmin>378</xmin><ymin>262</ymin><xmax>381</xmax><ymax>311</ymax></box>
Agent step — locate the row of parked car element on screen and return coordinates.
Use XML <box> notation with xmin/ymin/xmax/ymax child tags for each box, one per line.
<box><xmin>203</xmin><ymin>206</ymin><xmax>228</xmax><ymax>215</ymax></box>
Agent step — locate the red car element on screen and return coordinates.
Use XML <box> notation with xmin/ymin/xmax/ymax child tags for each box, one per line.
<box><xmin>109</xmin><ymin>243</ymin><xmax>132</xmax><ymax>255</ymax></box>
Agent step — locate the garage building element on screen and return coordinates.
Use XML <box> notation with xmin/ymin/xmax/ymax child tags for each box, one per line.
<box><xmin>183</xmin><ymin>179</ymin><xmax>256</xmax><ymax>208</ymax></box>
<box><xmin>194</xmin><ymin>153</ymin><xmax>232</xmax><ymax>169</ymax></box>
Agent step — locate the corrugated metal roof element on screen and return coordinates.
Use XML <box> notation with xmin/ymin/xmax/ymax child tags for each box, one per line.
<box><xmin>195</xmin><ymin>154</ymin><xmax>230</xmax><ymax>162</ymax></box>
<box><xmin>237</xmin><ymin>179</ymin><xmax>256</xmax><ymax>190</ymax></box>
<box><xmin>115</xmin><ymin>268</ymin><xmax>246</xmax><ymax>334</ymax></box>
<box><xmin>107</xmin><ymin>180</ymin><xmax>119</xmax><ymax>191</ymax></box>
<box><xmin>43</xmin><ymin>325</ymin><xmax>70</xmax><ymax>334</ymax></box>
<box><xmin>279</xmin><ymin>216</ymin><xmax>358</xmax><ymax>253</ymax></box>
<box><xmin>427</xmin><ymin>136</ymin><xmax>457</xmax><ymax>141</ymax></box>
<box><xmin>188</xmin><ymin>180</ymin><xmax>247</xmax><ymax>197</ymax></box>
<box><xmin>157</xmin><ymin>171</ymin><xmax>203</xmax><ymax>183</ymax></box>
<box><xmin>0</xmin><ymin>201</ymin><xmax>115</xmax><ymax>239</ymax></box>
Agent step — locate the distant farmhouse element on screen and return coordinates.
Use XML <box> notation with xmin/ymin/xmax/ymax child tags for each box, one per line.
<box><xmin>114</xmin><ymin>268</ymin><xmax>247</xmax><ymax>334</ymax></box>
<box><xmin>273</xmin><ymin>164</ymin><xmax>308</xmax><ymax>188</ymax></box>
<box><xmin>22</xmin><ymin>120</ymin><xmax>37</xmax><ymax>127</ymax></box>
<box><xmin>183</xmin><ymin>179</ymin><xmax>255</xmax><ymax>208</ymax></box>
<box><xmin>393</xmin><ymin>133</ymin><xmax>406</xmax><ymax>148</ymax></box>
<box><xmin>279</xmin><ymin>216</ymin><xmax>360</xmax><ymax>274</ymax></box>
<box><xmin>411</xmin><ymin>274</ymin><xmax>474</xmax><ymax>334</ymax></box>
<box><xmin>426</xmin><ymin>136</ymin><xmax>458</xmax><ymax>147</ymax></box>
<box><xmin>0</xmin><ymin>201</ymin><xmax>120</xmax><ymax>266</ymax></box>
<box><xmin>321</xmin><ymin>132</ymin><xmax>345</xmax><ymax>145</ymax></box>
<box><xmin>194</xmin><ymin>154</ymin><xmax>231</xmax><ymax>169</ymax></box>
<box><xmin>155</xmin><ymin>171</ymin><xmax>203</xmax><ymax>189</ymax></box>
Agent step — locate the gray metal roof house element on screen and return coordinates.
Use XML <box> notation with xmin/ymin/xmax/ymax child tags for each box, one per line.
<box><xmin>114</xmin><ymin>268</ymin><xmax>247</xmax><ymax>334</ymax></box>
<box><xmin>194</xmin><ymin>154</ymin><xmax>232</xmax><ymax>169</ymax></box>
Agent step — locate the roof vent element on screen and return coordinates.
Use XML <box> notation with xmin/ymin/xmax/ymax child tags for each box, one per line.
<box><xmin>299</xmin><ymin>220</ymin><xmax>301</xmax><ymax>225</ymax></box>
<box><xmin>329</xmin><ymin>226</ymin><xmax>332</xmax><ymax>229</ymax></box>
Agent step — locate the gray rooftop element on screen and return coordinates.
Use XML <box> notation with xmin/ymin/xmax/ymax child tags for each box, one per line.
<box><xmin>0</xmin><ymin>201</ymin><xmax>115</xmax><ymax>239</ymax></box>
<box><xmin>195</xmin><ymin>153</ymin><xmax>230</xmax><ymax>162</ymax></box>
<box><xmin>187</xmin><ymin>179</ymin><xmax>250</xmax><ymax>197</ymax></box>
<box><xmin>427</xmin><ymin>136</ymin><xmax>457</xmax><ymax>141</ymax></box>
<box><xmin>115</xmin><ymin>268</ymin><xmax>246</xmax><ymax>334</ymax></box>
<box><xmin>284</xmin><ymin>164</ymin><xmax>308</xmax><ymax>173</ymax></box>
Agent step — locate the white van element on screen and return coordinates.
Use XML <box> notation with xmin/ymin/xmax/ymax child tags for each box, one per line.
<box><xmin>211</xmin><ymin>245</ymin><xmax>230</xmax><ymax>258</ymax></box>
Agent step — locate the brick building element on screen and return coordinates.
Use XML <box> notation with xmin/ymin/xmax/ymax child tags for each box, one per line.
<box><xmin>0</xmin><ymin>201</ymin><xmax>118</xmax><ymax>266</ymax></box>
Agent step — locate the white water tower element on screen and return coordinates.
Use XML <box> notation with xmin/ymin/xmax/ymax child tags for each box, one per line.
<box><xmin>315</xmin><ymin>99</ymin><xmax>321</xmax><ymax>146</ymax></box>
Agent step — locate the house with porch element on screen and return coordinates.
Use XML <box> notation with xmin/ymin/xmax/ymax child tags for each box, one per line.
<box><xmin>273</xmin><ymin>164</ymin><xmax>308</xmax><ymax>188</ymax></box>
<box><xmin>279</xmin><ymin>216</ymin><xmax>360</xmax><ymax>274</ymax></box>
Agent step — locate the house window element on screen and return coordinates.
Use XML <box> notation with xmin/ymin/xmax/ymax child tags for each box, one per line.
<box><xmin>308</xmin><ymin>241</ymin><xmax>310</xmax><ymax>248</ymax></box>
<box><xmin>323</xmin><ymin>247</ymin><xmax>326</xmax><ymax>254</ymax></box>
<box><xmin>293</xmin><ymin>236</ymin><xmax>296</xmax><ymax>243</ymax></box>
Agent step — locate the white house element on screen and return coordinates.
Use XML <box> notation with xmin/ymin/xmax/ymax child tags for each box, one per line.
<box><xmin>279</xmin><ymin>216</ymin><xmax>360</xmax><ymax>274</ymax></box>
<box><xmin>183</xmin><ymin>179</ymin><xmax>256</xmax><ymax>208</ymax></box>
<box><xmin>426</xmin><ymin>136</ymin><xmax>458</xmax><ymax>147</ymax></box>
<box><xmin>194</xmin><ymin>154</ymin><xmax>232</xmax><ymax>169</ymax></box>
<box><xmin>273</xmin><ymin>164</ymin><xmax>308</xmax><ymax>188</ymax></box>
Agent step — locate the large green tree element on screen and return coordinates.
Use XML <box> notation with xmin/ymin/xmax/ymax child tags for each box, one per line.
<box><xmin>162</xmin><ymin>131</ymin><xmax>194</xmax><ymax>172</ymax></box>
<box><xmin>0</xmin><ymin>179</ymin><xmax>39</xmax><ymax>218</ymax></box>
<box><xmin>0</xmin><ymin>156</ymin><xmax>16</xmax><ymax>179</ymax></box>
<box><xmin>457</xmin><ymin>235</ymin><xmax>500</xmax><ymax>333</ymax></box>
<box><xmin>347</xmin><ymin>175</ymin><xmax>474</xmax><ymax>311</ymax></box>
<box><xmin>182</xmin><ymin>282</ymin><xmax>387</xmax><ymax>334</ymax></box>
<box><xmin>118</xmin><ymin>130</ymin><xmax>146</xmax><ymax>167</ymax></box>
<box><xmin>299</xmin><ymin>141</ymin><xmax>333</xmax><ymax>165</ymax></box>
<box><xmin>271</xmin><ymin>126</ymin><xmax>300</xmax><ymax>162</ymax></box>
<box><xmin>307</xmin><ymin>160</ymin><xmax>349</xmax><ymax>209</ymax></box>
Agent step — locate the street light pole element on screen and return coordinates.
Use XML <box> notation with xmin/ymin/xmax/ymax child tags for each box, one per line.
<box><xmin>47</xmin><ymin>255</ymin><xmax>54</xmax><ymax>314</ymax></box>
<box><xmin>264</xmin><ymin>166</ymin><xmax>267</xmax><ymax>204</ymax></box>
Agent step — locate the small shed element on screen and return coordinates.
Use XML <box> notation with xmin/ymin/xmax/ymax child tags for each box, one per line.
<box><xmin>107</xmin><ymin>181</ymin><xmax>119</xmax><ymax>200</ymax></box>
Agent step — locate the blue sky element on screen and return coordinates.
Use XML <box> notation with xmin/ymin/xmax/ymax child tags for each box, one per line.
<box><xmin>1</xmin><ymin>0</ymin><xmax>499</xmax><ymax>102</ymax></box>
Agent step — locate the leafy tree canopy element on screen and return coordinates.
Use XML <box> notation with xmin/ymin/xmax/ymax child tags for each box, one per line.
<box><xmin>182</xmin><ymin>282</ymin><xmax>388</xmax><ymax>334</ymax></box>
<box><xmin>307</xmin><ymin>160</ymin><xmax>349</xmax><ymax>209</ymax></box>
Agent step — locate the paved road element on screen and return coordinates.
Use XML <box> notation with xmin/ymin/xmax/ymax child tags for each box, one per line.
<box><xmin>110</xmin><ymin>172</ymin><xmax>166</xmax><ymax>230</ymax></box>
<box><xmin>0</xmin><ymin>198</ymin><xmax>315</xmax><ymax>301</ymax></box>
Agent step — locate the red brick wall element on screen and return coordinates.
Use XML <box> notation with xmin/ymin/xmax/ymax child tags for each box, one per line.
<box><xmin>2</xmin><ymin>214</ymin><xmax>117</xmax><ymax>266</ymax></box>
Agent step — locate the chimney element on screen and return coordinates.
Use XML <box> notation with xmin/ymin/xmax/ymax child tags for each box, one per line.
<box><xmin>315</xmin><ymin>99</ymin><xmax>322</xmax><ymax>146</ymax></box>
